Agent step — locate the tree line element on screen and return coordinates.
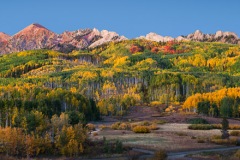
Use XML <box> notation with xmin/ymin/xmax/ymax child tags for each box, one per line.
<box><xmin>183</xmin><ymin>87</ymin><xmax>240</xmax><ymax>117</ymax></box>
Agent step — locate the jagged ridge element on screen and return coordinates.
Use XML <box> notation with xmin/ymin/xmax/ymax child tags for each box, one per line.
<box><xmin>139</xmin><ymin>30</ymin><xmax>239</xmax><ymax>44</ymax></box>
<box><xmin>0</xmin><ymin>23</ymin><xmax>239</xmax><ymax>55</ymax></box>
<box><xmin>0</xmin><ymin>23</ymin><xmax>127</xmax><ymax>54</ymax></box>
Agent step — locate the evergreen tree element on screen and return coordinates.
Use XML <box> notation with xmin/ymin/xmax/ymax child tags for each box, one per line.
<box><xmin>220</xmin><ymin>97</ymin><xmax>234</xmax><ymax>117</ymax></box>
<box><xmin>197</xmin><ymin>101</ymin><xmax>210</xmax><ymax>115</ymax></box>
<box><xmin>221</xmin><ymin>117</ymin><xmax>229</xmax><ymax>139</ymax></box>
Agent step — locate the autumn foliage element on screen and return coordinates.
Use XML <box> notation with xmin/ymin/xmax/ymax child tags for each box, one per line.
<box><xmin>132</xmin><ymin>125</ymin><xmax>150</xmax><ymax>133</ymax></box>
<box><xmin>183</xmin><ymin>88</ymin><xmax>240</xmax><ymax>117</ymax></box>
<box><xmin>151</xmin><ymin>47</ymin><xmax>161</xmax><ymax>53</ymax></box>
<box><xmin>0</xmin><ymin>121</ymin><xmax>87</xmax><ymax>158</ymax></box>
<box><xmin>129</xmin><ymin>44</ymin><xmax>143</xmax><ymax>53</ymax></box>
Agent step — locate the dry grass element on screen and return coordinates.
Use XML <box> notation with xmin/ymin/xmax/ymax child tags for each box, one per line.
<box><xmin>229</xmin><ymin>124</ymin><xmax>240</xmax><ymax>130</ymax></box>
<box><xmin>93</xmin><ymin>132</ymin><xmax>98</xmax><ymax>136</ymax></box>
<box><xmin>86</xmin><ymin>123</ymin><xmax>96</xmax><ymax>131</ymax></box>
<box><xmin>152</xmin><ymin>119</ymin><xmax>167</xmax><ymax>125</ymax></box>
<box><xmin>92</xmin><ymin>123</ymin><xmax>222</xmax><ymax>152</ymax></box>
<box><xmin>148</xmin><ymin>123</ymin><xmax>159</xmax><ymax>130</ymax></box>
<box><xmin>152</xmin><ymin>150</ymin><xmax>167</xmax><ymax>160</ymax></box>
<box><xmin>230</xmin><ymin>131</ymin><xmax>240</xmax><ymax>136</ymax></box>
<box><xmin>211</xmin><ymin>137</ymin><xmax>238</xmax><ymax>145</ymax></box>
<box><xmin>99</xmin><ymin>124</ymin><xmax>108</xmax><ymax>130</ymax></box>
<box><xmin>234</xmin><ymin>150</ymin><xmax>240</xmax><ymax>158</ymax></box>
<box><xmin>187</xmin><ymin>150</ymin><xmax>240</xmax><ymax>160</ymax></box>
<box><xmin>175</xmin><ymin>132</ymin><xmax>188</xmax><ymax>136</ymax></box>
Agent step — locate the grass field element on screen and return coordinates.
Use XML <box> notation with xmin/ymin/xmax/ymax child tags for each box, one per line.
<box><xmin>90</xmin><ymin>123</ymin><xmax>231</xmax><ymax>152</ymax></box>
<box><xmin>87</xmin><ymin>106</ymin><xmax>240</xmax><ymax>159</ymax></box>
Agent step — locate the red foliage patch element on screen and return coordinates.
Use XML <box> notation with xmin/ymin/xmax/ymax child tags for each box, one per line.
<box><xmin>129</xmin><ymin>45</ymin><xmax>143</xmax><ymax>54</ymax></box>
<box><xmin>151</xmin><ymin>47</ymin><xmax>160</xmax><ymax>53</ymax></box>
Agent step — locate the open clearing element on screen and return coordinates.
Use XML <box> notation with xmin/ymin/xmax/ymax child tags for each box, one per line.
<box><xmin>91</xmin><ymin>123</ymin><xmax>226</xmax><ymax>152</ymax></box>
<box><xmin>88</xmin><ymin>106</ymin><xmax>240</xmax><ymax>159</ymax></box>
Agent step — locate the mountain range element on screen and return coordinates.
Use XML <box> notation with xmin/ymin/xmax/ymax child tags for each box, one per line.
<box><xmin>0</xmin><ymin>23</ymin><xmax>239</xmax><ymax>54</ymax></box>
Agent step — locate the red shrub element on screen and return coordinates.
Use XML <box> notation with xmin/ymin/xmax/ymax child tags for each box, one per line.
<box><xmin>151</xmin><ymin>47</ymin><xmax>160</xmax><ymax>53</ymax></box>
<box><xmin>130</xmin><ymin>45</ymin><xmax>143</xmax><ymax>54</ymax></box>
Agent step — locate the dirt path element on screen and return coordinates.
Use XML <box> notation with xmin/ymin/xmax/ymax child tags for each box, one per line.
<box><xmin>132</xmin><ymin>146</ymin><xmax>240</xmax><ymax>159</ymax></box>
<box><xmin>167</xmin><ymin>146</ymin><xmax>240</xmax><ymax>159</ymax></box>
<box><xmin>70</xmin><ymin>146</ymin><xmax>240</xmax><ymax>160</ymax></box>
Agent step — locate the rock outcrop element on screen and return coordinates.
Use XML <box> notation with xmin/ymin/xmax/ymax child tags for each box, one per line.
<box><xmin>89</xmin><ymin>29</ymin><xmax>127</xmax><ymax>48</ymax></box>
<box><xmin>0</xmin><ymin>32</ymin><xmax>10</xmax><ymax>42</ymax></box>
<box><xmin>138</xmin><ymin>30</ymin><xmax>239</xmax><ymax>44</ymax></box>
<box><xmin>147</xmin><ymin>32</ymin><xmax>173</xmax><ymax>42</ymax></box>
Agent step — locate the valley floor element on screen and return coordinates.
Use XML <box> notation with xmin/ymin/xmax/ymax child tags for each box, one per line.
<box><xmin>88</xmin><ymin>106</ymin><xmax>240</xmax><ymax>160</ymax></box>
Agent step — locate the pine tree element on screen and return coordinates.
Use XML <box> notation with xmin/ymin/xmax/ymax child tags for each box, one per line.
<box><xmin>221</xmin><ymin>117</ymin><xmax>229</xmax><ymax>139</ymax></box>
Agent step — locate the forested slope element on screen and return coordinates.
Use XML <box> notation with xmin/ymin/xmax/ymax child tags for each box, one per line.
<box><xmin>0</xmin><ymin>40</ymin><xmax>239</xmax><ymax>116</ymax></box>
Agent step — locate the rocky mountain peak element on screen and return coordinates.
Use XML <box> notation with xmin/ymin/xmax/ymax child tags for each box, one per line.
<box><xmin>89</xmin><ymin>29</ymin><xmax>127</xmax><ymax>48</ymax></box>
<box><xmin>138</xmin><ymin>32</ymin><xmax>174</xmax><ymax>42</ymax></box>
<box><xmin>215</xmin><ymin>30</ymin><xmax>224</xmax><ymax>37</ymax></box>
<box><xmin>0</xmin><ymin>23</ymin><xmax>239</xmax><ymax>55</ymax></box>
<box><xmin>146</xmin><ymin>32</ymin><xmax>163</xmax><ymax>40</ymax></box>
<box><xmin>13</xmin><ymin>23</ymin><xmax>54</xmax><ymax>37</ymax></box>
<box><xmin>92</xmin><ymin>28</ymin><xmax>100</xmax><ymax>35</ymax></box>
<box><xmin>224</xmin><ymin>31</ymin><xmax>238</xmax><ymax>38</ymax></box>
<box><xmin>29</xmin><ymin>23</ymin><xmax>48</xmax><ymax>29</ymax></box>
<box><xmin>0</xmin><ymin>32</ymin><xmax>10</xmax><ymax>42</ymax></box>
<box><xmin>139</xmin><ymin>30</ymin><xmax>239</xmax><ymax>44</ymax></box>
<box><xmin>215</xmin><ymin>30</ymin><xmax>238</xmax><ymax>39</ymax></box>
<box><xmin>0</xmin><ymin>24</ymin><xmax>127</xmax><ymax>54</ymax></box>
<box><xmin>194</xmin><ymin>30</ymin><xmax>202</xmax><ymax>34</ymax></box>
<box><xmin>187</xmin><ymin>30</ymin><xmax>204</xmax><ymax>40</ymax></box>
<box><xmin>5</xmin><ymin>23</ymin><xmax>57</xmax><ymax>53</ymax></box>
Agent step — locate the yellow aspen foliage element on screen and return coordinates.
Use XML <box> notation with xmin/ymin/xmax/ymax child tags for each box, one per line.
<box><xmin>101</xmin><ymin>70</ymin><xmax>114</xmax><ymax>78</ymax></box>
<box><xmin>60</xmin><ymin>113</ymin><xmax>70</xmax><ymax>126</ymax></box>
<box><xmin>103</xmin><ymin>56</ymin><xmax>117</xmax><ymax>65</ymax></box>
<box><xmin>71</xmin><ymin>96</ymin><xmax>79</xmax><ymax>108</ymax></box>
<box><xmin>191</xmin><ymin>54</ymin><xmax>206</xmax><ymax>67</ymax></box>
<box><xmin>54</xmin><ymin>124</ymin><xmax>86</xmax><ymax>156</ymax></box>
<box><xmin>47</xmin><ymin>50</ymin><xmax>59</xmax><ymax>57</ymax></box>
<box><xmin>183</xmin><ymin>87</ymin><xmax>240</xmax><ymax>111</ymax></box>
<box><xmin>97</xmin><ymin>100</ymin><xmax>108</xmax><ymax>115</ymax></box>
<box><xmin>225</xmin><ymin>46</ymin><xmax>240</xmax><ymax>56</ymax></box>
<box><xmin>113</xmin><ymin>56</ymin><xmax>130</xmax><ymax>68</ymax></box>
<box><xmin>95</xmin><ymin>91</ymin><xmax>100</xmax><ymax>101</ymax></box>
<box><xmin>11</xmin><ymin>107</ymin><xmax>18</xmax><ymax>126</ymax></box>
<box><xmin>107</xmin><ymin>103</ymin><xmax>114</xmax><ymax>114</ymax></box>
<box><xmin>25</xmin><ymin>135</ymin><xmax>35</xmax><ymax>158</ymax></box>
<box><xmin>70</xmin><ymin>87</ymin><xmax>77</xmax><ymax>93</ymax></box>
<box><xmin>67</xmin><ymin>139</ymin><xmax>78</xmax><ymax>157</ymax></box>
<box><xmin>71</xmin><ymin>71</ymin><xmax>98</xmax><ymax>81</ymax></box>
<box><xmin>79</xmin><ymin>143</ymin><xmax>84</xmax><ymax>153</ymax></box>
<box><xmin>66</xmin><ymin>126</ymin><xmax>75</xmax><ymax>140</ymax></box>
<box><xmin>82</xmin><ymin>71</ymin><xmax>98</xmax><ymax>80</ymax></box>
<box><xmin>21</xmin><ymin>117</ymin><xmax>28</xmax><ymax>132</ymax></box>
<box><xmin>135</xmin><ymin>58</ymin><xmax>157</xmax><ymax>69</ymax></box>
<box><xmin>102</xmin><ymin>81</ymin><xmax>117</xmax><ymax>96</ymax></box>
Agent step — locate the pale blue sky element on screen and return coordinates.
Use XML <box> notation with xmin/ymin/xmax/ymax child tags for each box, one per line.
<box><xmin>0</xmin><ymin>0</ymin><xmax>239</xmax><ymax>38</ymax></box>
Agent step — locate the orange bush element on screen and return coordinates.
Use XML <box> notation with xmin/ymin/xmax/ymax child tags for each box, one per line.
<box><xmin>132</xmin><ymin>125</ymin><xmax>150</xmax><ymax>133</ymax></box>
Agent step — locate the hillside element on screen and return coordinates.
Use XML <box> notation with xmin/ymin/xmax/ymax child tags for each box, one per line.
<box><xmin>0</xmin><ymin>38</ymin><xmax>240</xmax><ymax>159</ymax></box>
<box><xmin>0</xmin><ymin>39</ymin><xmax>239</xmax><ymax>116</ymax></box>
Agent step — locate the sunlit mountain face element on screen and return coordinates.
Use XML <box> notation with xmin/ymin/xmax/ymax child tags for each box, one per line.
<box><xmin>0</xmin><ymin>23</ymin><xmax>239</xmax><ymax>55</ymax></box>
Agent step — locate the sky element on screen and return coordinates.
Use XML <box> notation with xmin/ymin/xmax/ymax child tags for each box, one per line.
<box><xmin>0</xmin><ymin>0</ymin><xmax>240</xmax><ymax>38</ymax></box>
